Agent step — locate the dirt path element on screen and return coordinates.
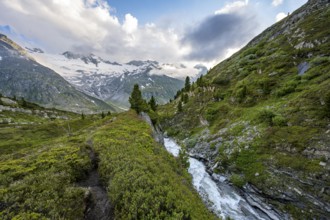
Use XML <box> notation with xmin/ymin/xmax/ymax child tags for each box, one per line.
<box><xmin>78</xmin><ymin>139</ymin><xmax>113</xmax><ymax>220</ymax></box>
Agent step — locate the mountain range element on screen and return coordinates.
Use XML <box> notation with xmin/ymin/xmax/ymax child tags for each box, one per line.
<box><xmin>0</xmin><ymin>30</ymin><xmax>207</xmax><ymax>111</ymax></box>
<box><xmin>0</xmin><ymin>34</ymin><xmax>114</xmax><ymax>113</ymax></box>
<box><xmin>29</xmin><ymin>50</ymin><xmax>200</xmax><ymax>109</ymax></box>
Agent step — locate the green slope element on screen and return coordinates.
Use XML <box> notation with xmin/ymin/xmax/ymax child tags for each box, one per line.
<box><xmin>159</xmin><ymin>0</ymin><xmax>330</xmax><ymax>218</ymax></box>
<box><xmin>0</xmin><ymin>99</ymin><xmax>216</xmax><ymax>219</ymax></box>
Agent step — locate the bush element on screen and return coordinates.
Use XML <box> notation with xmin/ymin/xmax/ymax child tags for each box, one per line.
<box><xmin>258</xmin><ymin>78</ymin><xmax>274</xmax><ymax>95</ymax></box>
<box><xmin>213</xmin><ymin>90</ymin><xmax>225</xmax><ymax>101</ymax></box>
<box><xmin>311</xmin><ymin>56</ymin><xmax>329</xmax><ymax>66</ymax></box>
<box><xmin>257</xmin><ymin>109</ymin><xmax>275</xmax><ymax>126</ymax></box>
<box><xmin>230</xmin><ymin>174</ymin><xmax>246</xmax><ymax>188</ymax></box>
<box><xmin>213</xmin><ymin>76</ymin><xmax>230</xmax><ymax>86</ymax></box>
<box><xmin>206</xmin><ymin>107</ymin><xmax>218</xmax><ymax>122</ymax></box>
<box><xmin>235</xmin><ymin>85</ymin><xmax>247</xmax><ymax>103</ymax></box>
<box><xmin>272</xmin><ymin>115</ymin><xmax>288</xmax><ymax>126</ymax></box>
<box><xmin>275</xmin><ymin>81</ymin><xmax>298</xmax><ymax>97</ymax></box>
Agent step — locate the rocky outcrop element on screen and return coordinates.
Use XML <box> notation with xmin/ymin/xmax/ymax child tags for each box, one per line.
<box><xmin>140</xmin><ymin>112</ymin><xmax>164</xmax><ymax>145</ymax></box>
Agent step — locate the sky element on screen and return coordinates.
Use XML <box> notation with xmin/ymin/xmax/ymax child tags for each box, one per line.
<box><xmin>0</xmin><ymin>0</ymin><xmax>307</xmax><ymax>68</ymax></box>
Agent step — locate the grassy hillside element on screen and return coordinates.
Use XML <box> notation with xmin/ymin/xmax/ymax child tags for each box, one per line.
<box><xmin>159</xmin><ymin>1</ymin><xmax>330</xmax><ymax>218</ymax></box>
<box><xmin>0</xmin><ymin>98</ymin><xmax>216</xmax><ymax>219</ymax></box>
<box><xmin>93</xmin><ymin>111</ymin><xmax>216</xmax><ymax>219</ymax></box>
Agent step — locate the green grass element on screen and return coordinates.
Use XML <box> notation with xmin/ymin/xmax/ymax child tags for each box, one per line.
<box><xmin>0</xmin><ymin>105</ymin><xmax>216</xmax><ymax>219</ymax></box>
<box><xmin>93</xmin><ymin>111</ymin><xmax>217</xmax><ymax>219</ymax></box>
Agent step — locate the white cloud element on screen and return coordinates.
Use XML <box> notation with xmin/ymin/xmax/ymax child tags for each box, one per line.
<box><xmin>276</xmin><ymin>12</ymin><xmax>287</xmax><ymax>21</ymax></box>
<box><xmin>215</xmin><ymin>0</ymin><xmax>249</xmax><ymax>14</ymax></box>
<box><xmin>272</xmin><ymin>0</ymin><xmax>284</xmax><ymax>7</ymax></box>
<box><xmin>0</xmin><ymin>0</ymin><xmax>186</xmax><ymax>63</ymax></box>
<box><xmin>123</xmin><ymin>14</ymin><xmax>138</xmax><ymax>34</ymax></box>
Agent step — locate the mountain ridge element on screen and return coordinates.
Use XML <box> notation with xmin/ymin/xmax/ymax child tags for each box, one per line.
<box><xmin>29</xmin><ymin>50</ymin><xmax>202</xmax><ymax>109</ymax></box>
<box><xmin>159</xmin><ymin>0</ymin><xmax>330</xmax><ymax>218</ymax></box>
<box><xmin>0</xmin><ymin>34</ymin><xmax>116</xmax><ymax>113</ymax></box>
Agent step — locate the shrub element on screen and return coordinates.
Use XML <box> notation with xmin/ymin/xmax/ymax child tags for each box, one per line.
<box><xmin>311</xmin><ymin>56</ymin><xmax>329</xmax><ymax>66</ymax></box>
<box><xmin>206</xmin><ymin>107</ymin><xmax>218</xmax><ymax>122</ymax></box>
<box><xmin>230</xmin><ymin>174</ymin><xmax>246</xmax><ymax>188</ymax></box>
<box><xmin>235</xmin><ymin>85</ymin><xmax>247</xmax><ymax>103</ymax></box>
<box><xmin>258</xmin><ymin>78</ymin><xmax>274</xmax><ymax>95</ymax></box>
<box><xmin>257</xmin><ymin>109</ymin><xmax>275</xmax><ymax>126</ymax></box>
<box><xmin>275</xmin><ymin>81</ymin><xmax>298</xmax><ymax>97</ymax></box>
<box><xmin>272</xmin><ymin>115</ymin><xmax>288</xmax><ymax>126</ymax></box>
<box><xmin>213</xmin><ymin>76</ymin><xmax>230</xmax><ymax>86</ymax></box>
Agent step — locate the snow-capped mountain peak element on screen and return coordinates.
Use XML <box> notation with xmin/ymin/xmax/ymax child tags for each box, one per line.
<box><xmin>29</xmin><ymin>50</ymin><xmax>207</xmax><ymax>109</ymax></box>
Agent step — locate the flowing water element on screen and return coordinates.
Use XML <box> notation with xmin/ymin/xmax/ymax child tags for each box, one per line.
<box><xmin>163</xmin><ymin>138</ymin><xmax>269</xmax><ymax>220</ymax></box>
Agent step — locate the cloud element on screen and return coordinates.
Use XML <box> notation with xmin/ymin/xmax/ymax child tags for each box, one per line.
<box><xmin>0</xmin><ymin>0</ymin><xmax>186</xmax><ymax>63</ymax></box>
<box><xmin>123</xmin><ymin>14</ymin><xmax>138</xmax><ymax>34</ymax></box>
<box><xmin>182</xmin><ymin>2</ymin><xmax>258</xmax><ymax>62</ymax></box>
<box><xmin>276</xmin><ymin>12</ymin><xmax>287</xmax><ymax>21</ymax></box>
<box><xmin>215</xmin><ymin>0</ymin><xmax>249</xmax><ymax>14</ymax></box>
<box><xmin>272</xmin><ymin>0</ymin><xmax>284</xmax><ymax>7</ymax></box>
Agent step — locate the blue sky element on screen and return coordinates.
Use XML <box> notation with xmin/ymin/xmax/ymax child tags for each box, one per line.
<box><xmin>0</xmin><ymin>0</ymin><xmax>307</xmax><ymax>66</ymax></box>
<box><xmin>106</xmin><ymin>0</ymin><xmax>221</xmax><ymax>24</ymax></box>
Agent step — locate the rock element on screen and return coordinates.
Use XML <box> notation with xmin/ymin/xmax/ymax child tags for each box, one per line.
<box><xmin>319</xmin><ymin>161</ymin><xmax>326</xmax><ymax>167</ymax></box>
<box><xmin>293</xmin><ymin>188</ymin><xmax>302</xmax><ymax>195</ymax></box>
<box><xmin>140</xmin><ymin>112</ymin><xmax>164</xmax><ymax>145</ymax></box>
<box><xmin>297</xmin><ymin>62</ymin><xmax>310</xmax><ymax>75</ymax></box>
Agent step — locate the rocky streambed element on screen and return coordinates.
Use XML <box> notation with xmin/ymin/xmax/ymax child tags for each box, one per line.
<box><xmin>164</xmin><ymin>138</ymin><xmax>287</xmax><ymax>220</ymax></box>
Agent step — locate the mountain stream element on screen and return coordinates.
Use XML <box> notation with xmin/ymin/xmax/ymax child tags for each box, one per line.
<box><xmin>164</xmin><ymin>138</ymin><xmax>277</xmax><ymax>220</ymax></box>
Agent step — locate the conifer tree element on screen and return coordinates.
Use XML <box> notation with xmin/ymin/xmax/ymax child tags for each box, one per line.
<box><xmin>129</xmin><ymin>84</ymin><xmax>147</xmax><ymax>113</ymax></box>
<box><xmin>177</xmin><ymin>101</ymin><xmax>183</xmax><ymax>112</ymax></box>
<box><xmin>196</xmin><ymin>75</ymin><xmax>204</xmax><ymax>87</ymax></box>
<box><xmin>183</xmin><ymin>94</ymin><xmax>189</xmax><ymax>103</ymax></box>
<box><xmin>148</xmin><ymin>95</ymin><xmax>157</xmax><ymax>111</ymax></box>
<box><xmin>184</xmin><ymin>76</ymin><xmax>191</xmax><ymax>91</ymax></box>
<box><xmin>21</xmin><ymin>98</ymin><xmax>27</xmax><ymax>108</ymax></box>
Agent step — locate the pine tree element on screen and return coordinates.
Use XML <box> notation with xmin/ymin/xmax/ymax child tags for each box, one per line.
<box><xmin>101</xmin><ymin>112</ymin><xmax>105</xmax><ymax>119</ymax></box>
<box><xmin>177</xmin><ymin>101</ymin><xmax>183</xmax><ymax>112</ymax></box>
<box><xmin>148</xmin><ymin>95</ymin><xmax>157</xmax><ymax>111</ymax></box>
<box><xmin>129</xmin><ymin>84</ymin><xmax>147</xmax><ymax>113</ymax></box>
<box><xmin>196</xmin><ymin>75</ymin><xmax>204</xmax><ymax>87</ymax></box>
<box><xmin>183</xmin><ymin>94</ymin><xmax>189</xmax><ymax>103</ymax></box>
<box><xmin>21</xmin><ymin>98</ymin><xmax>27</xmax><ymax>108</ymax></box>
<box><xmin>184</xmin><ymin>76</ymin><xmax>191</xmax><ymax>92</ymax></box>
<box><xmin>81</xmin><ymin>113</ymin><xmax>85</xmax><ymax>120</ymax></box>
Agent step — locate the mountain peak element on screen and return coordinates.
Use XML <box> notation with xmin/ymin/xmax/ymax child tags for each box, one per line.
<box><xmin>126</xmin><ymin>60</ymin><xmax>159</xmax><ymax>67</ymax></box>
<box><xmin>62</xmin><ymin>51</ymin><xmax>81</xmax><ymax>59</ymax></box>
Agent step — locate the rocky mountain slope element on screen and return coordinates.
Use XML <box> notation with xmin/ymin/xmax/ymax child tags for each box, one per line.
<box><xmin>30</xmin><ymin>51</ymin><xmax>206</xmax><ymax>109</ymax></box>
<box><xmin>0</xmin><ymin>34</ymin><xmax>115</xmax><ymax>113</ymax></box>
<box><xmin>160</xmin><ymin>0</ymin><xmax>330</xmax><ymax>219</ymax></box>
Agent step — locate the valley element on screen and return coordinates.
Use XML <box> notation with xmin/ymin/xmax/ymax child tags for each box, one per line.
<box><xmin>0</xmin><ymin>0</ymin><xmax>329</xmax><ymax>219</ymax></box>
